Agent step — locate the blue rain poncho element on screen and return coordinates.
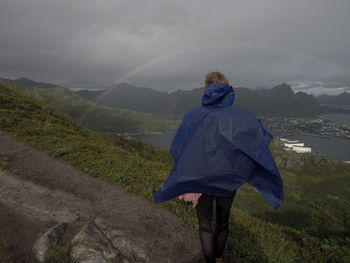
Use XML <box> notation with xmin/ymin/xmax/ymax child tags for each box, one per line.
<box><xmin>154</xmin><ymin>83</ymin><xmax>284</xmax><ymax>209</ymax></box>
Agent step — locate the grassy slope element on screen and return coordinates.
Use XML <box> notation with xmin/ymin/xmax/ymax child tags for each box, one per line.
<box><xmin>234</xmin><ymin>141</ymin><xmax>350</xmax><ymax>240</ymax></box>
<box><xmin>0</xmin><ymin>83</ymin><xmax>349</xmax><ymax>262</ymax></box>
<box><xmin>0</xmin><ymin>79</ymin><xmax>178</xmax><ymax>134</ymax></box>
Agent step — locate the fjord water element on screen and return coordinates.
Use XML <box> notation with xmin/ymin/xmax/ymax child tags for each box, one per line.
<box><xmin>134</xmin><ymin>129</ymin><xmax>176</xmax><ymax>149</ymax></box>
<box><xmin>318</xmin><ymin>112</ymin><xmax>350</xmax><ymax>125</ymax></box>
<box><xmin>280</xmin><ymin>134</ymin><xmax>350</xmax><ymax>161</ymax></box>
<box><xmin>134</xmin><ymin>113</ymin><xmax>350</xmax><ymax>161</ymax></box>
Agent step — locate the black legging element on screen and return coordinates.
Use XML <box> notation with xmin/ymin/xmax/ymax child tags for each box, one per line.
<box><xmin>195</xmin><ymin>190</ymin><xmax>237</xmax><ymax>263</ymax></box>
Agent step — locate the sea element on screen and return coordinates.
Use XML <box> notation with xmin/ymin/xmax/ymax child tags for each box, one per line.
<box><xmin>133</xmin><ymin>113</ymin><xmax>350</xmax><ymax>162</ymax></box>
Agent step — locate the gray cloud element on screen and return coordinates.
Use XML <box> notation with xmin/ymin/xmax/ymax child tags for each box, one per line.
<box><xmin>1</xmin><ymin>0</ymin><xmax>349</xmax><ymax>92</ymax></box>
<box><xmin>288</xmin><ymin>81</ymin><xmax>350</xmax><ymax>96</ymax></box>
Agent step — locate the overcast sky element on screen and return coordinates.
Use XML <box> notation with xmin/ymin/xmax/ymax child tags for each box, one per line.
<box><xmin>1</xmin><ymin>0</ymin><xmax>349</xmax><ymax>95</ymax></box>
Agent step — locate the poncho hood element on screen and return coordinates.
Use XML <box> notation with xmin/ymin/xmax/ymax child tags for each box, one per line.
<box><xmin>154</xmin><ymin>85</ymin><xmax>284</xmax><ymax>210</ymax></box>
<box><xmin>202</xmin><ymin>83</ymin><xmax>235</xmax><ymax>107</ymax></box>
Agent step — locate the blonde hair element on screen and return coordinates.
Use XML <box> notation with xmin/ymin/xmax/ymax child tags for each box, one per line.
<box><xmin>205</xmin><ymin>71</ymin><xmax>229</xmax><ymax>85</ymax></box>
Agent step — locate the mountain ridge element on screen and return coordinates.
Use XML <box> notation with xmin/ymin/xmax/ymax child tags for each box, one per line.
<box><xmin>0</xmin><ymin>76</ymin><xmax>324</xmax><ymax>119</ymax></box>
<box><xmin>316</xmin><ymin>92</ymin><xmax>350</xmax><ymax>105</ymax></box>
<box><xmin>77</xmin><ymin>81</ymin><xmax>322</xmax><ymax>118</ymax></box>
<box><xmin>0</xmin><ymin>77</ymin><xmax>176</xmax><ymax>134</ymax></box>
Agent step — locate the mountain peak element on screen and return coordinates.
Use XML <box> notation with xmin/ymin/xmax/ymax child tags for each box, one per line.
<box><xmin>15</xmin><ymin>77</ymin><xmax>58</xmax><ymax>88</ymax></box>
<box><xmin>339</xmin><ymin>91</ymin><xmax>350</xmax><ymax>96</ymax></box>
<box><xmin>274</xmin><ymin>82</ymin><xmax>292</xmax><ymax>89</ymax></box>
<box><xmin>15</xmin><ymin>77</ymin><xmax>38</xmax><ymax>85</ymax></box>
<box><xmin>269</xmin><ymin>83</ymin><xmax>294</xmax><ymax>95</ymax></box>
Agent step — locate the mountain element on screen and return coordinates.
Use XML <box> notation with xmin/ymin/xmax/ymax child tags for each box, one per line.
<box><xmin>0</xmin><ymin>77</ymin><xmax>176</xmax><ymax>134</ymax></box>
<box><xmin>0</xmin><ymin>76</ymin><xmax>59</xmax><ymax>89</ymax></box>
<box><xmin>77</xmin><ymin>82</ymin><xmax>201</xmax><ymax>120</ymax></box>
<box><xmin>1</xmin><ymin>82</ymin><xmax>349</xmax><ymax>262</ymax></box>
<box><xmin>234</xmin><ymin>83</ymin><xmax>321</xmax><ymax>117</ymax></box>
<box><xmin>76</xmin><ymin>82</ymin><xmax>321</xmax><ymax>119</ymax></box>
<box><xmin>317</xmin><ymin>92</ymin><xmax>350</xmax><ymax>105</ymax></box>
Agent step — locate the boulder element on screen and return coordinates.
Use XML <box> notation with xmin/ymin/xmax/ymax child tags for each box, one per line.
<box><xmin>70</xmin><ymin>222</ymin><xmax>122</xmax><ymax>263</ymax></box>
<box><xmin>34</xmin><ymin>223</ymin><xmax>66</xmax><ymax>262</ymax></box>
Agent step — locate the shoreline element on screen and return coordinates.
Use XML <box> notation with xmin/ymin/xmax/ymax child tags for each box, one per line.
<box><xmin>272</xmin><ymin>130</ymin><xmax>350</xmax><ymax>141</ymax></box>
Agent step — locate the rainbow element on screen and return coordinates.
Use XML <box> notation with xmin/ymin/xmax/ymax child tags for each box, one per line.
<box><xmin>78</xmin><ymin>42</ymin><xmax>335</xmax><ymax>123</ymax></box>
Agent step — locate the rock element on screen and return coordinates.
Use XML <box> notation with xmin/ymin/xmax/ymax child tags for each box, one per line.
<box><xmin>106</xmin><ymin>236</ymin><xmax>147</xmax><ymax>262</ymax></box>
<box><xmin>34</xmin><ymin>219</ymin><xmax>150</xmax><ymax>263</ymax></box>
<box><xmin>94</xmin><ymin>217</ymin><xmax>149</xmax><ymax>262</ymax></box>
<box><xmin>34</xmin><ymin>223</ymin><xmax>66</xmax><ymax>262</ymax></box>
<box><xmin>70</xmin><ymin>222</ymin><xmax>122</xmax><ymax>263</ymax></box>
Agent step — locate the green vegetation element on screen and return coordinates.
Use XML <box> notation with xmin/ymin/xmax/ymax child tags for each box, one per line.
<box><xmin>0</xmin><ymin>251</ymin><xmax>13</xmax><ymax>263</ymax></box>
<box><xmin>0</xmin><ymin>226</ymin><xmax>14</xmax><ymax>263</ymax></box>
<box><xmin>44</xmin><ymin>245</ymin><xmax>71</xmax><ymax>263</ymax></box>
<box><xmin>233</xmin><ymin>139</ymin><xmax>350</xmax><ymax>241</ymax></box>
<box><xmin>0</xmin><ymin>245</ymin><xmax>13</xmax><ymax>263</ymax></box>
<box><xmin>0</xmin><ymin>156</ymin><xmax>10</xmax><ymax>171</ymax></box>
<box><xmin>0</xmin><ymin>82</ymin><xmax>349</xmax><ymax>262</ymax></box>
<box><xmin>0</xmin><ymin>79</ymin><xmax>177</xmax><ymax>134</ymax></box>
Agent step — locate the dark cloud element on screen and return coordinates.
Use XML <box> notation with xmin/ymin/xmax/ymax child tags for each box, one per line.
<box><xmin>0</xmin><ymin>0</ymin><xmax>349</xmax><ymax>93</ymax></box>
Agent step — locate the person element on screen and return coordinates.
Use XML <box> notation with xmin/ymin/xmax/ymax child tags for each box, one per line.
<box><xmin>154</xmin><ymin>72</ymin><xmax>284</xmax><ymax>263</ymax></box>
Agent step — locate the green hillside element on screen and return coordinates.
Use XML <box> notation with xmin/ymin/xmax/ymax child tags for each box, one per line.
<box><xmin>0</xmin><ymin>83</ymin><xmax>349</xmax><ymax>262</ymax></box>
<box><xmin>235</xmin><ymin>140</ymin><xmax>350</xmax><ymax>239</ymax></box>
<box><xmin>0</xmin><ymin>78</ymin><xmax>177</xmax><ymax>134</ymax></box>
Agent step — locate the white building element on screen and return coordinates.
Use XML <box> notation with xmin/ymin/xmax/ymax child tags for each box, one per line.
<box><xmin>280</xmin><ymin>137</ymin><xmax>311</xmax><ymax>153</ymax></box>
<box><xmin>292</xmin><ymin>146</ymin><xmax>312</xmax><ymax>153</ymax></box>
<box><xmin>284</xmin><ymin>142</ymin><xmax>305</xmax><ymax>148</ymax></box>
<box><xmin>280</xmin><ymin>138</ymin><xmax>299</xmax><ymax>143</ymax></box>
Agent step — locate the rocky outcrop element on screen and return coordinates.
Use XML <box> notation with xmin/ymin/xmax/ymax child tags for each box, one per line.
<box><xmin>34</xmin><ymin>219</ymin><xmax>150</xmax><ymax>263</ymax></box>
<box><xmin>34</xmin><ymin>223</ymin><xmax>67</xmax><ymax>262</ymax></box>
<box><xmin>70</xmin><ymin>222</ymin><xmax>124</xmax><ymax>263</ymax></box>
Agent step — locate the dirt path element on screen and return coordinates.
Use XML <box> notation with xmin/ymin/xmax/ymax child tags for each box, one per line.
<box><xmin>0</xmin><ymin>131</ymin><xmax>203</xmax><ymax>263</ymax></box>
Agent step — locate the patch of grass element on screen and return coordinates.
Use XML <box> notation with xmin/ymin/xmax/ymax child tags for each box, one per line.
<box><xmin>44</xmin><ymin>245</ymin><xmax>71</xmax><ymax>263</ymax></box>
<box><xmin>0</xmin><ymin>238</ymin><xmax>14</xmax><ymax>263</ymax></box>
<box><xmin>0</xmin><ymin>156</ymin><xmax>10</xmax><ymax>171</ymax></box>
<box><xmin>0</xmin><ymin>249</ymin><xmax>13</xmax><ymax>263</ymax></box>
<box><xmin>1</xmin><ymin>82</ymin><xmax>350</xmax><ymax>262</ymax></box>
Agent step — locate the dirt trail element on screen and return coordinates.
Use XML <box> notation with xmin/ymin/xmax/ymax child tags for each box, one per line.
<box><xmin>0</xmin><ymin>131</ymin><xmax>203</xmax><ymax>262</ymax></box>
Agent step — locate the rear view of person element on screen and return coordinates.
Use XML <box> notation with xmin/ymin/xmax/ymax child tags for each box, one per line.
<box><xmin>154</xmin><ymin>72</ymin><xmax>284</xmax><ymax>263</ymax></box>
